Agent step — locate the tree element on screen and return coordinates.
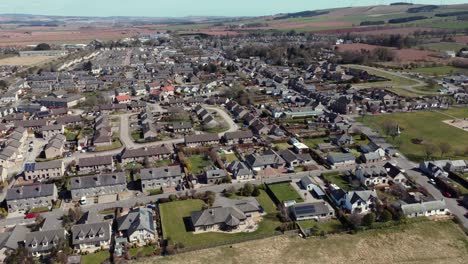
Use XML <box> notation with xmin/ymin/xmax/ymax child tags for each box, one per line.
<box><xmin>252</xmin><ymin>186</ymin><xmax>261</xmax><ymax>197</ymax></box>
<box><xmin>439</xmin><ymin>142</ymin><xmax>452</xmax><ymax>158</ymax></box>
<box><xmin>143</xmin><ymin>156</ymin><xmax>151</xmax><ymax>168</ymax></box>
<box><xmin>83</xmin><ymin>61</ymin><xmax>93</xmax><ymax>72</ymax></box>
<box><xmin>362</xmin><ymin>212</ymin><xmax>376</xmax><ymax>226</ymax></box>
<box><xmin>34</xmin><ymin>43</ymin><xmax>51</xmax><ymax>51</ymax></box>
<box><xmin>424</xmin><ymin>143</ymin><xmax>437</xmax><ymax>159</ymax></box>
<box><xmin>382</xmin><ymin>119</ymin><xmax>397</xmax><ymax>137</ymax></box>
<box><xmin>242</xmin><ymin>182</ymin><xmax>254</xmax><ymax>196</ymax></box>
<box><xmin>168</xmin><ymin>194</ymin><xmax>177</xmax><ymax>201</ymax></box>
<box><xmin>380</xmin><ymin>210</ymin><xmax>393</xmax><ymax>222</ymax></box>
<box><xmin>4</xmin><ymin>246</ymin><xmax>34</xmax><ymax>264</ymax></box>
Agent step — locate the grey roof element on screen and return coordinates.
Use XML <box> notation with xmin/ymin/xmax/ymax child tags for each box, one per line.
<box><xmin>223</xmin><ymin>130</ymin><xmax>254</xmax><ymax>140</ymax></box>
<box><xmin>363</xmin><ymin>152</ymin><xmax>381</xmax><ymax>161</ymax></box>
<box><xmin>347</xmin><ymin>190</ymin><xmax>377</xmax><ymax>204</ymax></box>
<box><xmin>300</xmin><ymin>176</ymin><xmax>314</xmax><ymax>187</ymax></box>
<box><xmin>6</xmin><ymin>184</ymin><xmax>56</xmax><ymax>201</ymax></box>
<box><xmin>205</xmin><ymin>169</ymin><xmax>226</xmax><ymax>179</ymax></box>
<box><xmin>25</xmin><ymin>229</ymin><xmax>66</xmax><ymax>253</ymax></box>
<box><xmin>24</xmin><ymin>160</ymin><xmax>63</xmax><ymax>171</ymax></box>
<box><xmin>140</xmin><ymin>166</ymin><xmax>183</xmax><ymax>180</ymax></box>
<box><xmin>227</xmin><ymin>161</ymin><xmax>251</xmax><ymax>177</ymax></box>
<box><xmin>4</xmin><ymin>225</ymin><xmax>28</xmax><ymax>250</ymax></box>
<box><xmin>213</xmin><ymin>197</ymin><xmax>262</xmax><ymax>214</ymax></box>
<box><xmin>401</xmin><ymin>199</ymin><xmax>447</xmax><ymax>215</ymax></box>
<box><xmin>172</xmin><ymin>122</ymin><xmax>192</xmax><ymax>130</ymax></box>
<box><xmin>70</xmin><ymin>173</ymin><xmax>126</xmax><ymax>190</ymax></box>
<box><xmin>117</xmin><ymin>208</ymin><xmax>155</xmax><ymax>235</ymax></box>
<box><xmin>78</xmin><ymin>155</ymin><xmax>113</xmax><ymax>167</ymax></box>
<box><xmin>121</xmin><ymin>146</ymin><xmax>171</xmax><ymax>159</ymax></box>
<box><xmin>293</xmin><ymin>202</ymin><xmax>330</xmax><ymax>218</ymax></box>
<box><xmin>71</xmin><ymin>222</ymin><xmax>111</xmax><ymax>246</ymax></box>
<box><xmin>185</xmin><ymin>133</ymin><xmax>219</xmax><ymax>144</ymax></box>
<box><xmin>56</xmin><ymin>115</ymin><xmax>82</xmax><ymax>124</ymax></box>
<box><xmin>38</xmin><ymin>124</ymin><xmax>63</xmax><ymax>132</ymax></box>
<box><xmin>245</xmin><ymin>150</ymin><xmax>284</xmax><ymax>168</ymax></box>
<box><xmin>356</xmin><ymin>165</ymin><xmax>388</xmax><ymax>178</ymax></box>
<box><xmin>383</xmin><ymin>162</ymin><xmax>404</xmax><ymax>179</ymax></box>
<box><xmin>190</xmin><ymin>206</ymin><xmax>246</xmax><ymax>228</ymax></box>
<box><xmin>327</xmin><ymin>153</ymin><xmax>355</xmax><ymax>164</ymax></box>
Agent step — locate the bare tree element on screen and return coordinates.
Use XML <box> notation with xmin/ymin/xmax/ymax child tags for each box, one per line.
<box><xmin>439</xmin><ymin>142</ymin><xmax>452</xmax><ymax>158</ymax></box>
<box><xmin>424</xmin><ymin>143</ymin><xmax>437</xmax><ymax>160</ymax></box>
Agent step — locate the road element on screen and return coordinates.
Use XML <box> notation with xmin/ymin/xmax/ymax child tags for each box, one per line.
<box><xmin>350</xmin><ymin>116</ymin><xmax>468</xmax><ymax>228</ymax></box>
<box><xmin>204</xmin><ymin>105</ymin><xmax>239</xmax><ymax>134</ymax></box>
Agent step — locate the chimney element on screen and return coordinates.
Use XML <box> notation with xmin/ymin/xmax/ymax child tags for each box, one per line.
<box><xmin>36</xmin><ymin>186</ymin><xmax>41</xmax><ymax>192</ymax></box>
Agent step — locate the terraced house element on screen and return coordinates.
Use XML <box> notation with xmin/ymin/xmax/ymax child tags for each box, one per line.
<box><xmin>77</xmin><ymin>155</ymin><xmax>115</xmax><ymax>174</ymax></box>
<box><xmin>140</xmin><ymin>166</ymin><xmax>184</xmax><ymax>191</ymax></box>
<box><xmin>70</xmin><ymin>172</ymin><xmax>127</xmax><ymax>200</ymax></box>
<box><xmin>5</xmin><ymin>183</ymin><xmax>58</xmax><ymax>213</ymax></box>
<box><xmin>23</xmin><ymin>160</ymin><xmax>65</xmax><ymax>181</ymax></box>
<box><xmin>26</xmin><ymin>229</ymin><xmax>67</xmax><ymax>257</ymax></box>
<box><xmin>120</xmin><ymin>146</ymin><xmax>172</xmax><ymax>165</ymax></box>
<box><xmin>71</xmin><ymin>222</ymin><xmax>112</xmax><ymax>252</ymax></box>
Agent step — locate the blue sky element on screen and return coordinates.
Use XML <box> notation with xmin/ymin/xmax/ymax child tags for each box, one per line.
<box><xmin>0</xmin><ymin>0</ymin><xmax>466</xmax><ymax>17</ymax></box>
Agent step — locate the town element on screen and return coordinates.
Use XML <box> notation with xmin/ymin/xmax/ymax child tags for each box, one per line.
<box><xmin>0</xmin><ymin>3</ymin><xmax>467</xmax><ymax>264</ymax></box>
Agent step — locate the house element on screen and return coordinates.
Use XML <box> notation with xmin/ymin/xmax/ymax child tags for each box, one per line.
<box><xmin>359</xmin><ymin>141</ymin><xmax>385</xmax><ymax>158</ymax></box>
<box><xmin>300</xmin><ymin>176</ymin><xmax>325</xmax><ymax>197</ymax></box>
<box><xmin>250</xmin><ymin>120</ymin><xmax>269</xmax><ymax>135</ymax></box>
<box><xmin>71</xmin><ymin>222</ymin><xmax>112</xmax><ymax>252</ymax></box>
<box><xmin>120</xmin><ymin>146</ymin><xmax>171</xmax><ymax>164</ymax></box>
<box><xmin>278</xmin><ymin>149</ymin><xmax>313</xmax><ymax>168</ymax></box>
<box><xmin>400</xmin><ymin>199</ymin><xmax>449</xmax><ymax>218</ymax></box>
<box><xmin>184</xmin><ymin>133</ymin><xmax>219</xmax><ymax>147</ymax></box>
<box><xmin>383</xmin><ymin>162</ymin><xmax>407</xmax><ymax>183</ymax></box>
<box><xmin>38</xmin><ymin>124</ymin><xmax>64</xmax><ymax>141</ymax></box>
<box><xmin>117</xmin><ymin>208</ymin><xmax>156</xmax><ymax>243</ymax></box>
<box><xmin>23</xmin><ymin>160</ymin><xmax>65</xmax><ymax>181</ymax></box>
<box><xmin>70</xmin><ymin>173</ymin><xmax>127</xmax><ymax>200</ymax></box>
<box><xmin>227</xmin><ymin>161</ymin><xmax>253</xmax><ymax>180</ymax></box>
<box><xmin>245</xmin><ymin>150</ymin><xmax>285</xmax><ymax>172</ymax></box>
<box><xmin>203</xmin><ymin>169</ymin><xmax>227</xmax><ymax>184</ymax></box>
<box><xmin>355</xmin><ymin>165</ymin><xmax>389</xmax><ymax>187</ymax></box>
<box><xmin>361</xmin><ymin>152</ymin><xmax>381</xmax><ymax>163</ymax></box>
<box><xmin>343</xmin><ymin>190</ymin><xmax>378</xmax><ymax>214</ymax></box>
<box><xmin>115</xmin><ymin>95</ymin><xmax>131</xmax><ymax>104</ymax></box>
<box><xmin>327</xmin><ymin>153</ymin><xmax>356</xmax><ymax>167</ymax></box>
<box><xmin>223</xmin><ymin>130</ymin><xmax>254</xmax><ymax>145</ymax></box>
<box><xmin>331</xmin><ymin>133</ymin><xmax>354</xmax><ymax>146</ymax></box>
<box><xmin>44</xmin><ymin>134</ymin><xmax>66</xmax><ymax>159</ymax></box>
<box><xmin>292</xmin><ymin>202</ymin><xmax>334</xmax><ymax>221</ymax></box>
<box><xmin>140</xmin><ymin>166</ymin><xmax>184</xmax><ymax>191</ymax></box>
<box><xmin>25</xmin><ymin>229</ymin><xmax>67</xmax><ymax>257</ymax></box>
<box><xmin>78</xmin><ymin>155</ymin><xmax>115</xmax><ymax>174</ymax></box>
<box><xmin>37</xmin><ymin>94</ymin><xmax>85</xmax><ymax>108</ymax></box>
<box><xmin>14</xmin><ymin>119</ymin><xmax>47</xmax><ymax>130</ymax></box>
<box><xmin>5</xmin><ymin>183</ymin><xmax>58</xmax><ymax>213</ymax></box>
<box><xmin>56</xmin><ymin>115</ymin><xmax>83</xmax><ymax>126</ymax></box>
<box><xmin>190</xmin><ymin>198</ymin><xmax>262</xmax><ymax>232</ymax></box>
<box><xmin>419</xmin><ymin>161</ymin><xmax>450</xmax><ymax>178</ymax></box>
<box><xmin>171</xmin><ymin>122</ymin><xmax>193</xmax><ymax>133</ymax></box>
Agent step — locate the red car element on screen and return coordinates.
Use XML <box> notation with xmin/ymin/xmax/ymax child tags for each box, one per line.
<box><xmin>24</xmin><ymin>213</ymin><xmax>37</xmax><ymax>219</ymax></box>
<box><xmin>442</xmin><ymin>192</ymin><xmax>452</xmax><ymax>198</ymax></box>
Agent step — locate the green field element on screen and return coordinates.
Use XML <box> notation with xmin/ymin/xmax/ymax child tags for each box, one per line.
<box><xmin>409</xmin><ymin>66</ymin><xmax>468</xmax><ymax>76</ymax></box>
<box><xmin>297</xmin><ymin>219</ymin><xmax>345</xmax><ymax>234</ymax></box>
<box><xmin>346</xmin><ymin>64</ymin><xmax>419</xmax><ymax>88</ymax></box>
<box><xmin>322</xmin><ymin>171</ymin><xmax>350</xmax><ymax>191</ymax></box>
<box><xmin>82</xmin><ymin>251</ymin><xmax>110</xmax><ymax>264</ymax></box>
<box><xmin>186</xmin><ymin>154</ymin><xmax>214</xmax><ymax>174</ymax></box>
<box><xmin>419</xmin><ymin>42</ymin><xmax>467</xmax><ymax>52</ymax></box>
<box><xmin>268</xmin><ymin>183</ymin><xmax>304</xmax><ymax>203</ymax></box>
<box><xmin>358</xmin><ymin>108</ymin><xmax>468</xmax><ymax>162</ymax></box>
<box><xmin>159</xmin><ymin>190</ymin><xmax>281</xmax><ymax>248</ymax></box>
<box><xmin>129</xmin><ymin>245</ymin><xmax>156</xmax><ymax>257</ymax></box>
<box><xmin>302</xmin><ymin>137</ymin><xmax>328</xmax><ymax>149</ymax></box>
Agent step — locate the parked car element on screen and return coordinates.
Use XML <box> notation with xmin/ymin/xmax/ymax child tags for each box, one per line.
<box><xmin>429</xmin><ymin>179</ymin><xmax>436</xmax><ymax>185</ymax></box>
<box><xmin>103</xmin><ymin>214</ymin><xmax>114</xmax><ymax>220</ymax></box>
<box><xmin>443</xmin><ymin>191</ymin><xmax>452</xmax><ymax>198</ymax></box>
<box><xmin>24</xmin><ymin>213</ymin><xmax>37</xmax><ymax>219</ymax></box>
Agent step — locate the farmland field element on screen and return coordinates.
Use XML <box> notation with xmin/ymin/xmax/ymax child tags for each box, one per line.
<box><xmin>358</xmin><ymin>108</ymin><xmax>468</xmax><ymax>162</ymax></box>
<box><xmin>148</xmin><ymin>220</ymin><xmax>468</xmax><ymax>264</ymax></box>
<box><xmin>0</xmin><ymin>55</ymin><xmax>56</xmax><ymax>66</ymax></box>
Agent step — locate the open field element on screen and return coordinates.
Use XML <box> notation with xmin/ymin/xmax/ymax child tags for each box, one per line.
<box><xmin>148</xmin><ymin>220</ymin><xmax>468</xmax><ymax>264</ymax></box>
<box><xmin>358</xmin><ymin>108</ymin><xmax>468</xmax><ymax>162</ymax></box>
<box><xmin>0</xmin><ymin>55</ymin><xmax>56</xmax><ymax>66</ymax></box>
<box><xmin>297</xmin><ymin>219</ymin><xmax>345</xmax><ymax>234</ymax></box>
<box><xmin>419</xmin><ymin>42</ymin><xmax>467</xmax><ymax>52</ymax></box>
<box><xmin>268</xmin><ymin>183</ymin><xmax>304</xmax><ymax>203</ymax></box>
<box><xmin>409</xmin><ymin>66</ymin><xmax>468</xmax><ymax>76</ymax></box>
<box><xmin>159</xmin><ymin>190</ymin><xmax>281</xmax><ymax>248</ymax></box>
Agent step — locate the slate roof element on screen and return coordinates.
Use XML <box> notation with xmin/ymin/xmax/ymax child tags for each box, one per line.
<box><xmin>383</xmin><ymin>162</ymin><xmax>404</xmax><ymax>179</ymax></box>
<box><xmin>117</xmin><ymin>208</ymin><xmax>155</xmax><ymax>235</ymax></box>
<box><xmin>140</xmin><ymin>166</ymin><xmax>183</xmax><ymax>180</ymax></box>
<box><xmin>327</xmin><ymin>153</ymin><xmax>355</xmax><ymax>164</ymax></box>
<box><xmin>121</xmin><ymin>146</ymin><xmax>171</xmax><ymax>159</ymax></box>
<box><xmin>185</xmin><ymin>133</ymin><xmax>219</xmax><ymax>144</ymax></box>
<box><xmin>292</xmin><ymin>202</ymin><xmax>330</xmax><ymax>218</ymax></box>
<box><xmin>6</xmin><ymin>183</ymin><xmax>56</xmax><ymax>201</ymax></box>
<box><xmin>24</xmin><ymin>160</ymin><xmax>63</xmax><ymax>171</ymax></box>
<box><xmin>245</xmin><ymin>150</ymin><xmax>285</xmax><ymax>168</ymax></box>
<box><xmin>190</xmin><ymin>206</ymin><xmax>246</xmax><ymax>228</ymax></box>
<box><xmin>205</xmin><ymin>169</ymin><xmax>226</xmax><ymax>179</ymax></box>
<box><xmin>25</xmin><ymin>229</ymin><xmax>66</xmax><ymax>253</ymax></box>
<box><xmin>347</xmin><ymin>190</ymin><xmax>377</xmax><ymax>204</ymax></box>
<box><xmin>71</xmin><ymin>222</ymin><xmax>111</xmax><ymax>246</ymax></box>
<box><xmin>401</xmin><ymin>199</ymin><xmax>447</xmax><ymax>216</ymax></box>
<box><xmin>223</xmin><ymin>130</ymin><xmax>253</xmax><ymax>140</ymax></box>
<box><xmin>70</xmin><ymin>173</ymin><xmax>126</xmax><ymax>190</ymax></box>
<box><xmin>227</xmin><ymin>161</ymin><xmax>251</xmax><ymax>177</ymax></box>
<box><xmin>78</xmin><ymin>155</ymin><xmax>113</xmax><ymax>167</ymax></box>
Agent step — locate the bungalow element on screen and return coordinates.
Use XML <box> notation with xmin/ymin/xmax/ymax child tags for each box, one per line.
<box><xmin>71</xmin><ymin>223</ymin><xmax>111</xmax><ymax>252</ymax></box>
<box><xmin>140</xmin><ymin>166</ymin><xmax>184</xmax><ymax>191</ymax></box>
<box><xmin>227</xmin><ymin>161</ymin><xmax>253</xmax><ymax>181</ymax></box>
<box><xmin>117</xmin><ymin>208</ymin><xmax>156</xmax><ymax>243</ymax></box>
<box><xmin>77</xmin><ymin>155</ymin><xmax>115</xmax><ymax>174</ymax></box>
<box><xmin>222</xmin><ymin>130</ymin><xmax>254</xmax><ymax>145</ymax></box>
<box><xmin>6</xmin><ymin>183</ymin><xmax>58</xmax><ymax>213</ymax></box>
<box><xmin>292</xmin><ymin>202</ymin><xmax>334</xmax><ymax>221</ymax></box>
<box><xmin>70</xmin><ymin>172</ymin><xmax>127</xmax><ymax>200</ymax></box>
<box><xmin>120</xmin><ymin>146</ymin><xmax>172</xmax><ymax>165</ymax></box>
<box><xmin>361</xmin><ymin>152</ymin><xmax>381</xmax><ymax>163</ymax></box>
<box><xmin>400</xmin><ymin>199</ymin><xmax>449</xmax><ymax>218</ymax></box>
<box><xmin>278</xmin><ymin>149</ymin><xmax>313</xmax><ymax>168</ymax></box>
<box><xmin>23</xmin><ymin>160</ymin><xmax>65</xmax><ymax>181</ymax></box>
<box><xmin>250</xmin><ymin>120</ymin><xmax>269</xmax><ymax>135</ymax></box>
<box><xmin>331</xmin><ymin>133</ymin><xmax>354</xmax><ymax>146</ymax></box>
<box><xmin>300</xmin><ymin>176</ymin><xmax>325</xmax><ymax>197</ymax></box>
<box><xmin>56</xmin><ymin>115</ymin><xmax>83</xmax><ymax>126</ymax></box>
<box><xmin>245</xmin><ymin>149</ymin><xmax>285</xmax><ymax>172</ymax></box>
<box><xmin>184</xmin><ymin>133</ymin><xmax>219</xmax><ymax>147</ymax></box>
<box><xmin>327</xmin><ymin>153</ymin><xmax>356</xmax><ymax>167</ymax></box>
<box><xmin>383</xmin><ymin>162</ymin><xmax>407</xmax><ymax>183</ymax></box>
<box><xmin>344</xmin><ymin>190</ymin><xmax>378</xmax><ymax>214</ymax></box>
<box><xmin>26</xmin><ymin>229</ymin><xmax>67</xmax><ymax>257</ymax></box>
<box><xmin>14</xmin><ymin>119</ymin><xmax>47</xmax><ymax>131</ymax></box>
<box><xmin>115</xmin><ymin>95</ymin><xmax>131</xmax><ymax>104</ymax></box>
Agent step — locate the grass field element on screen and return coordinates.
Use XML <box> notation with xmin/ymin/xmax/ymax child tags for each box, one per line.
<box><xmin>302</xmin><ymin>137</ymin><xmax>328</xmax><ymax>149</ymax></box>
<box><xmin>159</xmin><ymin>190</ymin><xmax>281</xmax><ymax>248</ymax></box>
<box><xmin>297</xmin><ymin>219</ymin><xmax>345</xmax><ymax>234</ymax></box>
<box><xmin>358</xmin><ymin>108</ymin><xmax>468</xmax><ymax>162</ymax></box>
<box><xmin>0</xmin><ymin>55</ymin><xmax>57</xmax><ymax>66</ymax></box>
<box><xmin>409</xmin><ymin>66</ymin><xmax>468</xmax><ymax>76</ymax></box>
<box><xmin>419</xmin><ymin>42</ymin><xmax>467</xmax><ymax>52</ymax></box>
<box><xmin>322</xmin><ymin>171</ymin><xmax>350</xmax><ymax>191</ymax></box>
<box><xmin>149</xmin><ymin>220</ymin><xmax>468</xmax><ymax>264</ymax></box>
<box><xmin>345</xmin><ymin>64</ymin><xmax>419</xmax><ymax>88</ymax></box>
<box><xmin>268</xmin><ymin>183</ymin><xmax>304</xmax><ymax>203</ymax></box>
<box><xmin>129</xmin><ymin>245</ymin><xmax>156</xmax><ymax>257</ymax></box>
<box><xmin>82</xmin><ymin>251</ymin><xmax>110</xmax><ymax>264</ymax></box>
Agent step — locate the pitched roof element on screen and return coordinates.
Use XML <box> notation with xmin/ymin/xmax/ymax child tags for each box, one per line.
<box><xmin>190</xmin><ymin>206</ymin><xmax>246</xmax><ymax>228</ymax></box>
<box><xmin>223</xmin><ymin>130</ymin><xmax>253</xmax><ymax>140</ymax></box>
<box><xmin>6</xmin><ymin>184</ymin><xmax>56</xmax><ymax>201</ymax></box>
<box><xmin>292</xmin><ymin>202</ymin><xmax>330</xmax><ymax>218</ymax></box>
<box><xmin>70</xmin><ymin>173</ymin><xmax>126</xmax><ymax>190</ymax></box>
<box><xmin>401</xmin><ymin>199</ymin><xmax>447</xmax><ymax>215</ymax></box>
<box><xmin>140</xmin><ymin>166</ymin><xmax>183</xmax><ymax>180</ymax></box>
<box><xmin>78</xmin><ymin>155</ymin><xmax>113</xmax><ymax>167</ymax></box>
<box><xmin>71</xmin><ymin>222</ymin><xmax>111</xmax><ymax>245</ymax></box>
<box><xmin>117</xmin><ymin>208</ymin><xmax>155</xmax><ymax>234</ymax></box>
<box><xmin>121</xmin><ymin>146</ymin><xmax>171</xmax><ymax>159</ymax></box>
<box><xmin>185</xmin><ymin>133</ymin><xmax>219</xmax><ymax>144</ymax></box>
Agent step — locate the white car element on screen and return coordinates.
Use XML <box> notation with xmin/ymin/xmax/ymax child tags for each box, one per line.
<box><xmin>429</xmin><ymin>179</ymin><xmax>436</xmax><ymax>185</ymax></box>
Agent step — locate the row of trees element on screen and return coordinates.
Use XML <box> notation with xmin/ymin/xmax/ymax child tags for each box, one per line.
<box><xmin>339</xmin><ymin>47</ymin><xmax>396</xmax><ymax>64</ymax></box>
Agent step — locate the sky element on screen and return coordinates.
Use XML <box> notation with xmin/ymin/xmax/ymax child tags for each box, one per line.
<box><xmin>0</xmin><ymin>0</ymin><xmax>466</xmax><ymax>17</ymax></box>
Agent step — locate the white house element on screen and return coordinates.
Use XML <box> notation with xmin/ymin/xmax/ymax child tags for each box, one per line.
<box><xmin>401</xmin><ymin>199</ymin><xmax>449</xmax><ymax>218</ymax></box>
<box><xmin>344</xmin><ymin>190</ymin><xmax>378</xmax><ymax>214</ymax></box>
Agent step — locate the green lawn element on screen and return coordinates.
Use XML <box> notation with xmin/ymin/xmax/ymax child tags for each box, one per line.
<box><xmin>29</xmin><ymin>207</ymin><xmax>49</xmax><ymax>213</ymax></box>
<box><xmin>302</xmin><ymin>137</ymin><xmax>328</xmax><ymax>149</ymax></box>
<box><xmin>345</xmin><ymin>65</ymin><xmax>419</xmax><ymax>88</ymax></box>
<box><xmin>273</xmin><ymin>142</ymin><xmax>291</xmax><ymax>151</ymax></box>
<box><xmin>298</xmin><ymin>219</ymin><xmax>345</xmax><ymax>234</ymax></box>
<box><xmin>82</xmin><ymin>251</ymin><xmax>110</xmax><ymax>264</ymax></box>
<box><xmin>187</xmin><ymin>154</ymin><xmax>214</xmax><ymax>174</ymax></box>
<box><xmin>322</xmin><ymin>171</ymin><xmax>350</xmax><ymax>191</ymax></box>
<box><xmin>268</xmin><ymin>183</ymin><xmax>304</xmax><ymax>203</ymax></box>
<box><xmin>409</xmin><ymin>66</ymin><xmax>468</xmax><ymax>76</ymax></box>
<box><xmin>131</xmin><ymin>130</ymin><xmax>143</xmax><ymax>141</ymax></box>
<box><xmin>129</xmin><ymin>245</ymin><xmax>156</xmax><ymax>257</ymax></box>
<box><xmin>65</xmin><ymin>130</ymin><xmax>78</xmax><ymax>141</ymax></box>
<box><xmin>154</xmin><ymin>159</ymin><xmax>173</xmax><ymax>167</ymax></box>
<box><xmin>358</xmin><ymin>108</ymin><xmax>468</xmax><ymax>162</ymax></box>
<box><xmin>95</xmin><ymin>139</ymin><xmax>122</xmax><ymax>152</ymax></box>
<box><xmin>160</xmin><ymin>190</ymin><xmax>281</xmax><ymax>248</ymax></box>
<box><xmin>221</xmin><ymin>153</ymin><xmax>239</xmax><ymax>162</ymax></box>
